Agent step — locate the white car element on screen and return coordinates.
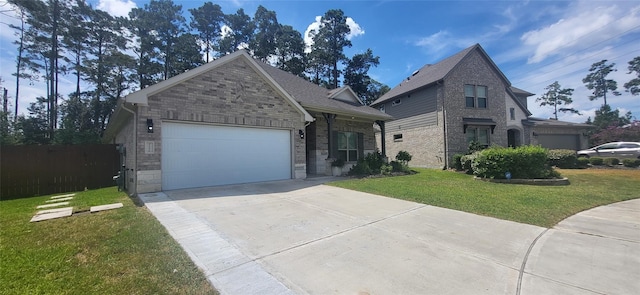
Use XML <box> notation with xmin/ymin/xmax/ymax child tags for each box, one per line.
<box><xmin>577</xmin><ymin>142</ymin><xmax>640</xmax><ymax>159</ymax></box>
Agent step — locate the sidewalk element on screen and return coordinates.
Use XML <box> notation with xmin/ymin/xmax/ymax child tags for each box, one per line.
<box><xmin>520</xmin><ymin>198</ymin><xmax>640</xmax><ymax>294</ymax></box>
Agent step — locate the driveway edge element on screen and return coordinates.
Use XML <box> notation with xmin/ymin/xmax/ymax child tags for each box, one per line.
<box><xmin>139</xmin><ymin>192</ymin><xmax>295</xmax><ymax>295</ymax></box>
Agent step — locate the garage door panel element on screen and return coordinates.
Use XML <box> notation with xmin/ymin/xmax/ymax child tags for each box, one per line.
<box><xmin>537</xmin><ymin>134</ymin><xmax>579</xmax><ymax>150</ymax></box>
<box><xmin>162</xmin><ymin>122</ymin><xmax>291</xmax><ymax>190</ymax></box>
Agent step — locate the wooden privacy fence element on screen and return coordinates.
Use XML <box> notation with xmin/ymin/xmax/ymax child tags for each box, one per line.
<box><xmin>1</xmin><ymin>144</ymin><xmax>120</xmax><ymax>199</ymax></box>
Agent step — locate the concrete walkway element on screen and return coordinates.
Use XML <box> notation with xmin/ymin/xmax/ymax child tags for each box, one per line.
<box><xmin>139</xmin><ymin>179</ymin><xmax>640</xmax><ymax>295</ymax></box>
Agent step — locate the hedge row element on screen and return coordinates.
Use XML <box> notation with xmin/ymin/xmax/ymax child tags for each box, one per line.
<box><xmin>457</xmin><ymin>145</ymin><xmax>559</xmax><ymax>179</ymax></box>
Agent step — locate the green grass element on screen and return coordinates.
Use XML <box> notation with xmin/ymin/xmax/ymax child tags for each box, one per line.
<box><xmin>329</xmin><ymin>168</ymin><xmax>640</xmax><ymax>228</ymax></box>
<box><xmin>0</xmin><ymin>187</ymin><xmax>217</xmax><ymax>295</ymax></box>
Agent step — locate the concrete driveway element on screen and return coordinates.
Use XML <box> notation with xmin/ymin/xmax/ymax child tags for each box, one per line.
<box><xmin>139</xmin><ymin>178</ymin><xmax>640</xmax><ymax>295</ymax></box>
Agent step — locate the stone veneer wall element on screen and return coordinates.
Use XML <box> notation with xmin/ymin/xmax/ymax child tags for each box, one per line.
<box><xmin>442</xmin><ymin>49</ymin><xmax>508</xmax><ymax>165</ymax></box>
<box><xmin>133</xmin><ymin>57</ymin><xmax>307</xmax><ymax>193</ymax></box>
<box><xmin>379</xmin><ymin>111</ymin><xmax>446</xmax><ymax>168</ymax></box>
<box><xmin>309</xmin><ymin>115</ymin><xmax>377</xmax><ymax>175</ymax></box>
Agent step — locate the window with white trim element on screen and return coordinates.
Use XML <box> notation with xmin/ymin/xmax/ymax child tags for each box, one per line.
<box><xmin>337</xmin><ymin>132</ymin><xmax>358</xmax><ymax>162</ymax></box>
<box><xmin>465</xmin><ymin>84</ymin><xmax>488</xmax><ymax>108</ymax></box>
<box><xmin>393</xmin><ymin>134</ymin><xmax>403</xmax><ymax>142</ymax></box>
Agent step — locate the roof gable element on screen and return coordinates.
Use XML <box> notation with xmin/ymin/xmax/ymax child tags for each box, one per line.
<box><xmin>328</xmin><ymin>86</ymin><xmax>364</xmax><ymax>105</ymax></box>
<box><xmin>254</xmin><ymin>60</ymin><xmax>392</xmax><ymax>121</ymax></box>
<box><xmin>372</xmin><ymin>44</ymin><xmax>511</xmax><ymax>106</ymax></box>
<box><xmin>124</xmin><ymin>50</ymin><xmax>313</xmax><ymax>122</ymax></box>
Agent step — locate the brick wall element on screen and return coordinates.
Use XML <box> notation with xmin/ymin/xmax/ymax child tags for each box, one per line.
<box><xmin>308</xmin><ymin>114</ymin><xmax>377</xmax><ymax>175</ymax></box>
<box><xmin>132</xmin><ymin>57</ymin><xmax>307</xmax><ymax>193</ymax></box>
<box><xmin>442</xmin><ymin>49</ymin><xmax>509</xmax><ymax>162</ymax></box>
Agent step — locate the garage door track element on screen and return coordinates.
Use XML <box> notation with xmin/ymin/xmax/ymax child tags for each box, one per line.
<box><xmin>139</xmin><ymin>179</ymin><xmax>640</xmax><ymax>295</ymax></box>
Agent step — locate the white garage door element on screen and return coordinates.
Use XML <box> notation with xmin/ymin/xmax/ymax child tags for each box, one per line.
<box><xmin>162</xmin><ymin>122</ymin><xmax>291</xmax><ymax>190</ymax></box>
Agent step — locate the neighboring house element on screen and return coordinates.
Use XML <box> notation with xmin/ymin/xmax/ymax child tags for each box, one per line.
<box><xmin>371</xmin><ymin>44</ymin><xmax>591</xmax><ymax>169</ymax></box>
<box><xmin>103</xmin><ymin>50</ymin><xmax>391</xmax><ymax>195</ymax></box>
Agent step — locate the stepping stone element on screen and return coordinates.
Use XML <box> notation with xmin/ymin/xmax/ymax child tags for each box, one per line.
<box><xmin>30</xmin><ymin>207</ymin><xmax>73</xmax><ymax>222</ymax></box>
<box><xmin>36</xmin><ymin>207</ymin><xmax>72</xmax><ymax>215</ymax></box>
<box><xmin>45</xmin><ymin>197</ymin><xmax>73</xmax><ymax>203</ymax></box>
<box><xmin>51</xmin><ymin>193</ymin><xmax>75</xmax><ymax>199</ymax></box>
<box><xmin>90</xmin><ymin>203</ymin><xmax>123</xmax><ymax>213</ymax></box>
<box><xmin>37</xmin><ymin>202</ymin><xmax>70</xmax><ymax>209</ymax></box>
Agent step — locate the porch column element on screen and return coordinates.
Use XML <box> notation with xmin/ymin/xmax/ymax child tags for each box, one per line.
<box><xmin>323</xmin><ymin>113</ymin><xmax>337</xmax><ymax>158</ymax></box>
<box><xmin>376</xmin><ymin>120</ymin><xmax>386</xmax><ymax>158</ymax></box>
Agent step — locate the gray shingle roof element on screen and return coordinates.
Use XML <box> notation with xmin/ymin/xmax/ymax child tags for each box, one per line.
<box><xmin>255</xmin><ymin>60</ymin><xmax>392</xmax><ymax>121</ymax></box>
<box><xmin>524</xmin><ymin>117</ymin><xmax>594</xmax><ymax>128</ymax></box>
<box><xmin>510</xmin><ymin>86</ymin><xmax>535</xmax><ymax>97</ymax></box>
<box><xmin>372</xmin><ymin>44</ymin><xmax>479</xmax><ymax>106</ymax></box>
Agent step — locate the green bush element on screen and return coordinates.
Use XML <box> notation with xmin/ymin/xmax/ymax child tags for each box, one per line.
<box><xmin>471</xmin><ymin>145</ymin><xmax>558</xmax><ymax>179</ymax></box>
<box><xmin>603</xmin><ymin>158</ymin><xmax>620</xmax><ymax>166</ymax></box>
<box><xmin>547</xmin><ymin>149</ymin><xmax>578</xmax><ymax>168</ymax></box>
<box><xmin>348</xmin><ymin>151</ymin><xmax>411</xmax><ymax>176</ymax></box>
<box><xmin>390</xmin><ymin>160</ymin><xmax>410</xmax><ymax>173</ymax></box>
<box><xmin>461</xmin><ymin>153</ymin><xmax>479</xmax><ymax>174</ymax></box>
<box><xmin>576</xmin><ymin>157</ymin><xmax>590</xmax><ymax>168</ymax></box>
<box><xmin>622</xmin><ymin>159</ymin><xmax>640</xmax><ymax>168</ymax></box>
<box><xmin>348</xmin><ymin>159</ymin><xmax>372</xmax><ymax>176</ymax></box>
<box><xmin>381</xmin><ymin>164</ymin><xmax>393</xmax><ymax>175</ymax></box>
<box><xmin>589</xmin><ymin>157</ymin><xmax>604</xmax><ymax>166</ymax></box>
<box><xmin>452</xmin><ymin>154</ymin><xmax>464</xmax><ymax>170</ymax></box>
<box><xmin>396</xmin><ymin>150</ymin><xmax>412</xmax><ymax>164</ymax></box>
<box><xmin>363</xmin><ymin>151</ymin><xmax>385</xmax><ymax>173</ymax></box>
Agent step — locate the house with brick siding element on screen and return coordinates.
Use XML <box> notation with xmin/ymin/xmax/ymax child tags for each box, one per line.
<box><xmin>371</xmin><ymin>44</ymin><xmax>591</xmax><ymax>169</ymax></box>
<box><xmin>103</xmin><ymin>50</ymin><xmax>391</xmax><ymax>195</ymax></box>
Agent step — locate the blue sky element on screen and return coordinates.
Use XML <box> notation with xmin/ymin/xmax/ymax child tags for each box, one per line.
<box><xmin>1</xmin><ymin>0</ymin><xmax>639</xmax><ymax>123</ymax></box>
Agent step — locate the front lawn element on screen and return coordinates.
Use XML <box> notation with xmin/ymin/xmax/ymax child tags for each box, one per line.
<box><xmin>0</xmin><ymin>187</ymin><xmax>217</xmax><ymax>295</ymax></box>
<box><xmin>329</xmin><ymin>168</ymin><xmax>640</xmax><ymax>228</ymax></box>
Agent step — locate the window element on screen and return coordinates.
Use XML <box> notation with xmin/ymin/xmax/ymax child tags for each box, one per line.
<box><xmin>464</xmin><ymin>84</ymin><xmax>488</xmax><ymax>109</ymax></box>
<box><xmin>465</xmin><ymin>127</ymin><xmax>490</xmax><ymax>147</ymax></box>
<box><xmin>393</xmin><ymin>134</ymin><xmax>403</xmax><ymax>142</ymax></box>
<box><xmin>510</xmin><ymin>108</ymin><xmax>515</xmax><ymax>120</ymax></box>
<box><xmin>379</xmin><ymin>105</ymin><xmax>385</xmax><ymax>113</ymax></box>
<box><xmin>392</xmin><ymin>99</ymin><xmax>402</xmax><ymax>106</ymax></box>
<box><xmin>337</xmin><ymin>132</ymin><xmax>358</xmax><ymax>162</ymax></box>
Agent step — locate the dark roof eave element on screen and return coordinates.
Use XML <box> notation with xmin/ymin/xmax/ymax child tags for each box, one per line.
<box><xmin>303</xmin><ymin>105</ymin><xmax>394</xmax><ymax>121</ymax></box>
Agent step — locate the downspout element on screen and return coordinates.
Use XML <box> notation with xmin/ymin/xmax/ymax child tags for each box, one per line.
<box><xmin>121</xmin><ymin>102</ymin><xmax>137</xmax><ymax>196</ymax></box>
<box><xmin>439</xmin><ymin>80</ymin><xmax>448</xmax><ymax>170</ymax></box>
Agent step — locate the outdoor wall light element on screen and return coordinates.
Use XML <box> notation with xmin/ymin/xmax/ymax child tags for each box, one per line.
<box><xmin>298</xmin><ymin>129</ymin><xmax>305</xmax><ymax>139</ymax></box>
<box><xmin>147</xmin><ymin>119</ymin><xmax>154</xmax><ymax>133</ymax></box>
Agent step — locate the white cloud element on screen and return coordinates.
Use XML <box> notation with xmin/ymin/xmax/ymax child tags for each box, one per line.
<box><xmin>303</xmin><ymin>16</ymin><xmax>322</xmax><ymax>53</ymax></box>
<box><xmin>303</xmin><ymin>16</ymin><xmax>365</xmax><ymax>53</ymax></box>
<box><xmin>97</xmin><ymin>0</ymin><xmax>136</xmax><ymax>18</ymax></box>
<box><xmin>521</xmin><ymin>3</ymin><xmax>640</xmax><ymax>64</ymax></box>
<box><xmin>346</xmin><ymin>17</ymin><xmax>365</xmax><ymax>39</ymax></box>
<box><xmin>503</xmin><ymin>1</ymin><xmax>640</xmax><ymax>122</ymax></box>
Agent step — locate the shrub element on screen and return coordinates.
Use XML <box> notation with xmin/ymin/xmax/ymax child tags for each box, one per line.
<box><xmin>589</xmin><ymin>157</ymin><xmax>604</xmax><ymax>166</ymax></box>
<box><xmin>348</xmin><ymin>151</ymin><xmax>386</xmax><ymax>176</ymax></box>
<box><xmin>576</xmin><ymin>157</ymin><xmax>590</xmax><ymax>168</ymax></box>
<box><xmin>452</xmin><ymin>154</ymin><xmax>464</xmax><ymax>170</ymax></box>
<box><xmin>363</xmin><ymin>151</ymin><xmax>385</xmax><ymax>173</ymax></box>
<box><xmin>380</xmin><ymin>164</ymin><xmax>393</xmax><ymax>175</ymax></box>
<box><xmin>390</xmin><ymin>160</ymin><xmax>410</xmax><ymax>173</ymax></box>
<box><xmin>395</xmin><ymin>150</ymin><xmax>412</xmax><ymax>165</ymax></box>
<box><xmin>461</xmin><ymin>153</ymin><xmax>479</xmax><ymax>174</ymax></box>
<box><xmin>547</xmin><ymin>149</ymin><xmax>578</xmax><ymax>168</ymax></box>
<box><xmin>603</xmin><ymin>158</ymin><xmax>620</xmax><ymax>166</ymax></box>
<box><xmin>471</xmin><ymin>145</ymin><xmax>557</xmax><ymax>179</ymax></box>
<box><xmin>348</xmin><ymin>159</ymin><xmax>372</xmax><ymax>176</ymax></box>
<box><xmin>622</xmin><ymin>159</ymin><xmax>640</xmax><ymax>168</ymax></box>
<box><xmin>331</xmin><ymin>158</ymin><xmax>345</xmax><ymax>167</ymax></box>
